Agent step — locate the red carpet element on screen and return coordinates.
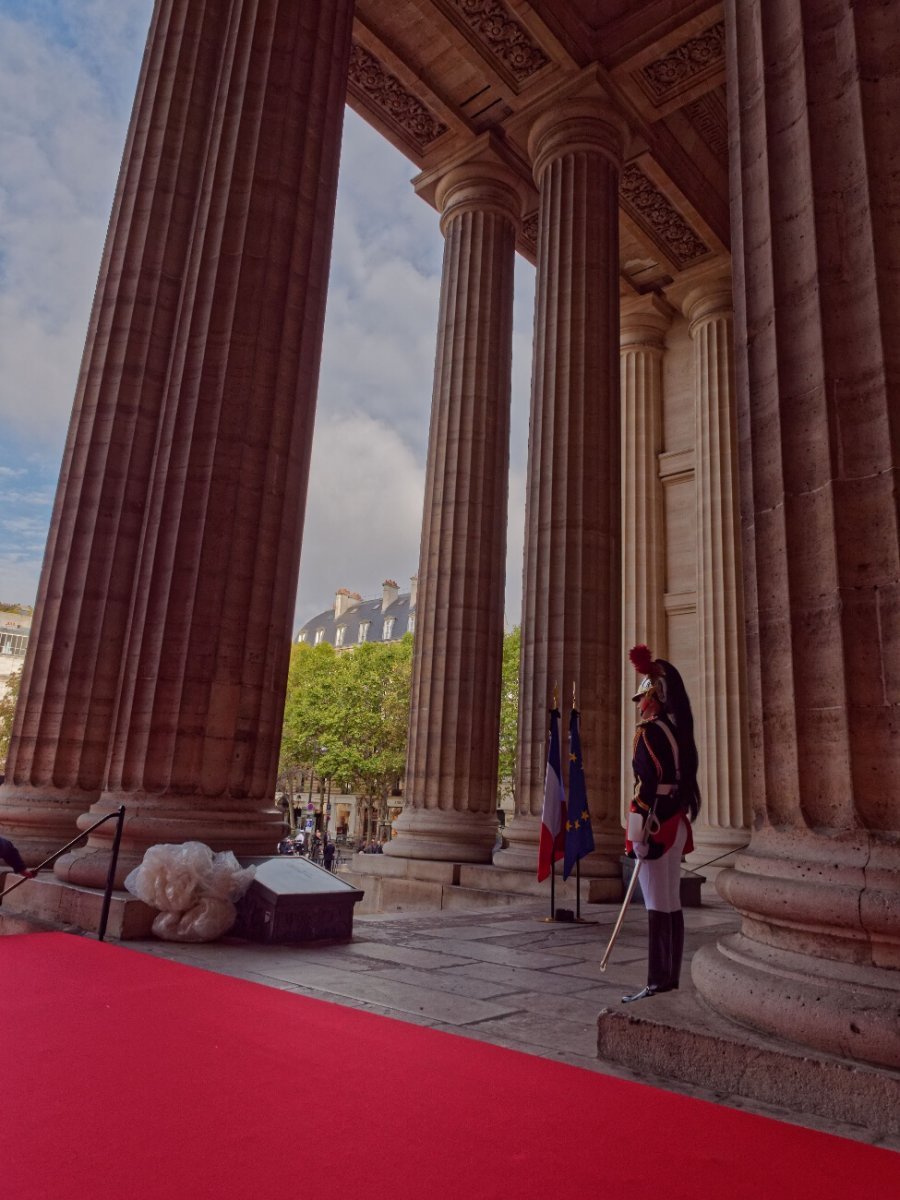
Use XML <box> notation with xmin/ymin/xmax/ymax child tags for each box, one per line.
<box><xmin>1</xmin><ymin>933</ymin><xmax>896</xmax><ymax>1199</ymax></box>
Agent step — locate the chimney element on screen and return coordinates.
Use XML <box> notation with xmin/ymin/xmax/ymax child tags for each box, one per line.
<box><xmin>382</xmin><ymin>579</ymin><xmax>399</xmax><ymax>611</ymax></box>
<box><xmin>334</xmin><ymin>587</ymin><xmax>356</xmax><ymax>619</ymax></box>
<box><xmin>409</xmin><ymin>574</ymin><xmax>418</xmax><ymax>610</ymax></box>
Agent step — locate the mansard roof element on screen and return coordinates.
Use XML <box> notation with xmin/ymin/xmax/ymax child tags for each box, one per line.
<box><xmin>296</xmin><ymin>591</ymin><xmax>413</xmax><ymax>648</ymax></box>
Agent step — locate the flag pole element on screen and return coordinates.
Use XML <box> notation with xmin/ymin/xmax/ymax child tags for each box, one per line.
<box><xmin>572</xmin><ymin>680</ymin><xmax>578</xmax><ymax>920</ymax></box>
<box><xmin>542</xmin><ymin>682</ymin><xmax>559</xmax><ymax>922</ymax></box>
<box><xmin>551</xmin><ymin>681</ymin><xmax>559</xmax><ymax>921</ymax></box>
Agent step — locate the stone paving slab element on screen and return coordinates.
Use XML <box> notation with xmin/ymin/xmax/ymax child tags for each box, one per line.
<box><xmin>468</xmin><ymin>1009</ymin><xmax>598</xmax><ymax>1058</ymax></box>
<box><xmin>332</xmin><ymin>941</ymin><xmax>476</xmax><ymax>969</ymax></box>
<box><xmin>370</xmin><ymin>965</ymin><xmax>523</xmax><ymax>1000</ymax></box>
<box><xmin>442</xmin><ymin>961</ymin><xmax>596</xmax><ymax>995</ymax></box>
<box><xmin>243</xmin><ymin>961</ymin><xmax>523</xmax><ymax>1026</ymax></box>
<box><xmin>507</xmin><ymin>989</ymin><xmax>616</xmax><ymax>1025</ymax></box>
<box><xmin>403</xmin><ymin>937</ymin><xmax>578</xmax><ymax>969</ymax></box>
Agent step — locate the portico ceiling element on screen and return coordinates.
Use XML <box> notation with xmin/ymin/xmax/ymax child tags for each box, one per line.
<box><xmin>350</xmin><ymin>0</ymin><xmax>730</xmax><ymax>295</ymax></box>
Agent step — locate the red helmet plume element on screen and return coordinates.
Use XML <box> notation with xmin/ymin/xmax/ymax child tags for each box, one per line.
<box><xmin>629</xmin><ymin>644</ymin><xmax>657</xmax><ymax>676</ymax></box>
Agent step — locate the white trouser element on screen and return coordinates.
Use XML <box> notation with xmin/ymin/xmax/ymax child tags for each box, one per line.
<box><xmin>639</xmin><ymin>818</ymin><xmax>688</xmax><ymax>913</ymax></box>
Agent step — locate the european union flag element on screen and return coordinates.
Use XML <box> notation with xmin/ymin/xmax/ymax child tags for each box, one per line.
<box><xmin>563</xmin><ymin>706</ymin><xmax>594</xmax><ymax>879</ymax></box>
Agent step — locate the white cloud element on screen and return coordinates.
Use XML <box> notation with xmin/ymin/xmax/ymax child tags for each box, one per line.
<box><xmin>0</xmin><ymin>5</ymin><xmax>150</xmax><ymax>439</ymax></box>
<box><xmin>296</xmin><ymin>413</ymin><xmax>426</xmax><ymax>627</ymax></box>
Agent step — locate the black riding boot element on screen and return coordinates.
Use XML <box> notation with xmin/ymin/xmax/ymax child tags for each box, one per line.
<box><xmin>670</xmin><ymin>909</ymin><xmax>685</xmax><ymax>990</ymax></box>
<box><xmin>622</xmin><ymin>910</ymin><xmax>672</xmax><ymax>1003</ymax></box>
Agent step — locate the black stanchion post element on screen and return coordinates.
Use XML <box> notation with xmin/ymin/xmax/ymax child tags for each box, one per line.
<box><xmin>98</xmin><ymin>806</ymin><xmax>126</xmax><ymax>943</ymax></box>
<box><xmin>576</xmin><ymin>859</ymin><xmax>581</xmax><ymax>921</ymax></box>
<box><xmin>550</xmin><ymin>859</ymin><xmax>555</xmax><ymax>919</ymax></box>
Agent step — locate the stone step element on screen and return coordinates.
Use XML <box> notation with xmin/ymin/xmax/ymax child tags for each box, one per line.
<box><xmin>0</xmin><ymin>874</ymin><xmax>155</xmax><ymax>940</ymax></box>
<box><xmin>597</xmin><ymin>991</ymin><xmax>900</xmax><ymax>1141</ymax></box>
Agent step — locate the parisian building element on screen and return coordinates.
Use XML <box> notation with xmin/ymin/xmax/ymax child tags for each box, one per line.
<box><xmin>297</xmin><ymin>579</ymin><xmax>417</xmax><ymax>650</ymax></box>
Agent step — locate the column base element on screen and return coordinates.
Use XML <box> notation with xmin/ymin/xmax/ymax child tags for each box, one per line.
<box><xmin>384</xmin><ymin>808</ymin><xmax>497</xmax><ymax>863</ymax></box>
<box><xmin>52</xmin><ymin>795</ymin><xmax>283</xmax><ymax>889</ymax></box>
<box><xmin>0</xmin><ymin>785</ymin><xmax>100</xmax><ymax>866</ymax></box>
<box><xmin>692</xmin><ymin>931</ymin><xmax>900</xmax><ymax>1071</ymax></box>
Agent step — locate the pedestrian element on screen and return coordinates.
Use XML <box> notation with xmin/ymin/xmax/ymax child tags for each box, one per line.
<box><xmin>277</xmin><ymin>832</ymin><xmax>294</xmax><ymax>855</ymax></box>
<box><xmin>0</xmin><ymin>835</ymin><xmax>35</xmax><ymax>878</ymax></box>
<box><xmin>323</xmin><ymin>840</ymin><xmax>336</xmax><ymax>872</ymax></box>
<box><xmin>621</xmin><ymin>644</ymin><xmax>701</xmax><ymax>1004</ymax></box>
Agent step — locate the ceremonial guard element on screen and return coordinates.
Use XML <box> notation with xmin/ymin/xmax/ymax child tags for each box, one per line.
<box><xmin>622</xmin><ymin>645</ymin><xmax>701</xmax><ymax>1003</ymax></box>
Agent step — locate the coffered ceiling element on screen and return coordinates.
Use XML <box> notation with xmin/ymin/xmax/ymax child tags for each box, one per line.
<box><xmin>349</xmin><ymin>0</ymin><xmax>730</xmax><ymax>296</ymax></box>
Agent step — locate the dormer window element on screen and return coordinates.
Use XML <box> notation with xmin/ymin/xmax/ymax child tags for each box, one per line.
<box><xmin>407</xmin><ymin>613</ymin><xmax>415</xmax><ymax>634</ymax></box>
<box><xmin>298</xmin><ymin>630</ymin><xmax>307</xmax><ymax>643</ymax></box>
<box><xmin>335</xmin><ymin>625</ymin><xmax>346</xmax><ymax>647</ymax></box>
<box><xmin>358</xmin><ymin>622</ymin><xmax>370</xmax><ymax>644</ymax></box>
<box><xmin>314</xmin><ymin>628</ymin><xmax>325</xmax><ymax>645</ymax></box>
<box><xmin>383</xmin><ymin>618</ymin><xmax>395</xmax><ymax>641</ymax></box>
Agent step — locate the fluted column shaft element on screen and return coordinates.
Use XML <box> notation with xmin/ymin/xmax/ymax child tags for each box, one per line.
<box><xmin>694</xmin><ymin>0</ymin><xmax>900</xmax><ymax>1069</ymax></box>
<box><xmin>496</xmin><ymin>101</ymin><xmax>626</xmax><ymax>895</ymax></box>
<box><xmin>620</xmin><ymin>297</ymin><xmax>670</xmax><ymax>815</ymax></box>
<box><xmin>0</xmin><ymin>0</ymin><xmax>233</xmax><ymax>860</ymax></box>
<box><xmin>684</xmin><ymin>280</ymin><xmax>749</xmax><ymax>860</ymax></box>
<box><xmin>388</xmin><ymin>156</ymin><xmax>522</xmax><ymax>863</ymax></box>
<box><xmin>54</xmin><ymin>0</ymin><xmax>355</xmax><ymax>886</ymax></box>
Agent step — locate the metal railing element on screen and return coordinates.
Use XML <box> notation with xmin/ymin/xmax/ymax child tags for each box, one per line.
<box><xmin>1</xmin><ymin>806</ymin><xmax>126</xmax><ymax>942</ymax></box>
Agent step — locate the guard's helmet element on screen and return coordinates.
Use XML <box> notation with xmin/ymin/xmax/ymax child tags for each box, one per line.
<box><xmin>628</xmin><ymin>644</ymin><xmax>702</xmax><ymax>820</ymax></box>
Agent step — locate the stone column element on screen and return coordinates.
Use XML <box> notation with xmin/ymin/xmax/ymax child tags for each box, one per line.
<box><xmin>694</xmin><ymin>0</ymin><xmax>900</xmax><ymax>1069</ymax></box>
<box><xmin>683</xmin><ymin>275</ymin><xmax>749</xmax><ymax>862</ymax></box>
<box><xmin>387</xmin><ymin>145</ymin><xmax>524</xmax><ymax>862</ymax></box>
<box><xmin>53</xmin><ymin>0</ymin><xmax>356</xmax><ymax>886</ymax></box>
<box><xmin>620</xmin><ymin>296</ymin><xmax>671</xmax><ymax>814</ymax></box>
<box><xmin>495</xmin><ymin>99</ymin><xmax>627</xmax><ymax>898</ymax></box>
<box><xmin>0</xmin><ymin>0</ymin><xmax>234</xmax><ymax>861</ymax></box>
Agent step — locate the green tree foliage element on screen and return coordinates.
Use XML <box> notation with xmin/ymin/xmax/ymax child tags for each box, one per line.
<box><xmin>498</xmin><ymin>627</ymin><xmax>520</xmax><ymax>804</ymax></box>
<box><xmin>0</xmin><ymin>667</ymin><xmax>22</xmax><ymax>771</ymax></box>
<box><xmin>279</xmin><ymin>636</ymin><xmax>413</xmax><ymax>840</ymax></box>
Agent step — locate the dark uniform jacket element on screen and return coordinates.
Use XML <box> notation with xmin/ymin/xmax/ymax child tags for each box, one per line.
<box><xmin>625</xmin><ymin>715</ymin><xmax>694</xmax><ymax>860</ymax></box>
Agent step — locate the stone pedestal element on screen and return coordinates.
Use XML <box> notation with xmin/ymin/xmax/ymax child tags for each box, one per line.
<box><xmin>388</xmin><ymin>142</ymin><xmax>524</xmax><ymax>863</ymax></box>
<box><xmin>496</xmin><ymin>98</ymin><xmax>627</xmax><ymax>898</ymax></box>
<box><xmin>694</xmin><ymin>0</ymin><xmax>900</xmax><ymax>1070</ymax></box>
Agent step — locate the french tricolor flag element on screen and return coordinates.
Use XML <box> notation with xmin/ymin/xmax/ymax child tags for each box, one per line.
<box><xmin>537</xmin><ymin>706</ymin><xmax>566</xmax><ymax>882</ymax></box>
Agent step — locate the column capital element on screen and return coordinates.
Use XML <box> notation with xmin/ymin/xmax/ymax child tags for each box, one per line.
<box><xmin>435</xmin><ymin>158</ymin><xmax>527</xmax><ymax>235</ymax></box>
<box><xmin>620</xmin><ymin>294</ymin><xmax>675</xmax><ymax>351</ymax></box>
<box><xmin>681</xmin><ymin>269</ymin><xmax>734</xmax><ymax>333</ymax></box>
<box><xmin>527</xmin><ymin>98</ymin><xmax>630</xmax><ymax>185</ymax></box>
<box><xmin>414</xmin><ymin>133</ymin><xmax>531</xmax><ymax>234</ymax></box>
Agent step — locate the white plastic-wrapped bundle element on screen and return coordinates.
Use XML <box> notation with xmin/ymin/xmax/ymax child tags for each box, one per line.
<box><xmin>151</xmin><ymin>897</ymin><xmax>238</xmax><ymax>943</ymax></box>
<box><xmin>124</xmin><ymin>842</ymin><xmax>256</xmax><ymax>942</ymax></box>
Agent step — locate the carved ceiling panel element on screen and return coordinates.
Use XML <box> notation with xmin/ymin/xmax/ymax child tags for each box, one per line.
<box><xmin>608</xmin><ymin>4</ymin><xmax>726</xmax><ymax>122</ymax></box>
<box><xmin>432</xmin><ymin>0</ymin><xmax>552</xmax><ymax>90</ymax></box>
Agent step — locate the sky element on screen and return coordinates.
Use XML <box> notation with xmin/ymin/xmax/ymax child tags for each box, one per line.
<box><xmin>0</xmin><ymin>0</ymin><xmax>535</xmax><ymax>631</ymax></box>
